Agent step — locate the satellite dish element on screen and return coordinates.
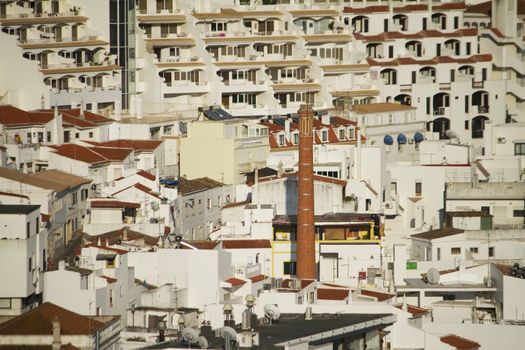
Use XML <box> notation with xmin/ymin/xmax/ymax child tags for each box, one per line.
<box><xmin>263</xmin><ymin>304</ymin><xmax>281</xmax><ymax>321</ymax></box>
<box><xmin>426</xmin><ymin>267</ymin><xmax>440</xmax><ymax>284</ymax></box>
<box><xmin>182</xmin><ymin>327</ymin><xmax>199</xmax><ymax>343</ymax></box>
<box><xmin>198</xmin><ymin>336</ymin><xmax>209</xmax><ymax>349</ymax></box>
<box><xmin>151</xmin><ymin>202</ymin><xmax>159</xmax><ymax>211</ymax></box>
<box><xmin>219</xmin><ymin>326</ymin><xmax>237</xmax><ymax>339</ymax></box>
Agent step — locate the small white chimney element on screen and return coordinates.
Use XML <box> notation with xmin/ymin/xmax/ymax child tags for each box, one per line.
<box><xmin>284</xmin><ymin>118</ymin><xmax>291</xmax><ymax>135</ymax></box>
<box><xmin>52</xmin><ymin>316</ymin><xmax>61</xmax><ymax>350</ymax></box>
<box><xmin>321</xmin><ymin>114</ymin><xmax>330</xmax><ymax>126</ymax></box>
<box><xmin>80</xmin><ymin>99</ymin><xmax>85</xmax><ymax>119</ymax></box>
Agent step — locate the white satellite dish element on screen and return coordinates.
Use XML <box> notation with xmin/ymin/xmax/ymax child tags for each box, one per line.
<box><xmin>182</xmin><ymin>327</ymin><xmax>199</xmax><ymax>343</ymax></box>
<box><xmin>219</xmin><ymin>326</ymin><xmax>237</xmax><ymax>339</ymax></box>
<box><xmin>198</xmin><ymin>336</ymin><xmax>209</xmax><ymax>349</ymax></box>
<box><xmin>263</xmin><ymin>304</ymin><xmax>281</xmax><ymax>321</ymax></box>
<box><xmin>426</xmin><ymin>267</ymin><xmax>440</xmax><ymax>284</ymax></box>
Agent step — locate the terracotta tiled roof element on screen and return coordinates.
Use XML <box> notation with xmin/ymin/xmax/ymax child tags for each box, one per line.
<box><xmin>249</xmin><ymin>274</ymin><xmax>269</xmax><ymax>283</ymax></box>
<box><xmin>112</xmin><ymin>183</ymin><xmax>161</xmax><ymax>199</ymax></box>
<box><xmin>84</xmin><ymin>228</ymin><xmax>159</xmax><ymax>246</ymax></box>
<box><xmin>137</xmin><ymin>170</ymin><xmax>156</xmax><ymax>181</ymax></box>
<box><xmin>100</xmin><ymin>275</ymin><xmax>117</xmax><ymax>283</ymax></box>
<box><xmin>48</xmin><ymin>144</ymin><xmax>107</xmax><ymax>164</ymax></box>
<box><xmin>84</xmin><ymin>244</ymin><xmax>128</xmax><ymax>255</ymax></box>
<box><xmin>32</xmin><ymin>169</ymin><xmax>91</xmax><ymax>188</ymax></box>
<box><xmin>0</xmin><ymin>105</ymin><xmax>54</xmax><ymax>127</ymax></box>
<box><xmin>181</xmin><ymin>241</ymin><xmax>220</xmax><ymax>250</ymax></box>
<box><xmin>89</xmin><ymin>147</ymin><xmax>133</xmax><ymax>161</ymax></box>
<box><xmin>0</xmin><ymin>302</ymin><xmax>110</xmax><ymax>335</ymax></box>
<box><xmin>393</xmin><ymin>304</ymin><xmax>429</xmax><ymax>317</ymax></box>
<box><xmin>225</xmin><ymin>277</ymin><xmax>246</xmax><ymax>287</ymax></box>
<box><xmin>84</xmin><ymin>139</ymin><xmax>162</xmax><ymax>152</ymax></box>
<box><xmin>90</xmin><ymin>200</ymin><xmax>140</xmax><ymax>209</ymax></box>
<box><xmin>360</xmin><ymin>289</ymin><xmax>395</xmax><ymax>302</ymax></box>
<box><xmin>0</xmin><ymin>167</ymin><xmax>68</xmax><ymax>192</ymax></box>
<box><xmin>368</xmin><ymin>54</ymin><xmax>491</xmax><ymax>67</ymax></box>
<box><xmin>317</xmin><ymin>288</ymin><xmax>350</xmax><ymax>301</ymax></box>
<box><xmin>222</xmin><ymin>239</ymin><xmax>272</xmax><ymax>249</ymax></box>
<box><xmin>440</xmin><ymin>334</ymin><xmax>480</xmax><ymax>350</ymax></box>
<box><xmin>178</xmin><ymin>177</ymin><xmax>223</xmax><ymax>195</ymax></box>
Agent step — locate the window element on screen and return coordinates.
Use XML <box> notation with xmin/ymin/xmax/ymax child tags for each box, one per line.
<box><xmin>321</xmin><ymin>130</ymin><xmax>328</xmax><ymax>142</ymax></box>
<box><xmin>89</xmin><ymin>132</ymin><xmax>93</xmax><ymax>138</ymax></box>
<box><xmin>283</xmin><ymin>261</ymin><xmax>296</xmax><ymax>275</ymax></box>
<box><xmin>451</xmin><ymin>247</ymin><xmax>461</xmax><ymax>255</ymax></box>
<box><xmin>27</xmin><ymin>222</ymin><xmax>30</xmax><ymax>238</ymax></box>
<box><xmin>415</xmin><ymin>182</ymin><xmax>422</xmax><ymax>196</ymax></box>
<box><xmin>469</xmin><ymin>247</ymin><xmax>478</xmax><ymax>253</ymax></box>
<box><xmin>513</xmin><ymin>210</ymin><xmax>525</xmax><ymax>217</ymax></box>
<box><xmin>437</xmin><ymin>248</ymin><xmax>441</xmax><ymax>261</ymax></box>
<box><xmin>465</xmin><ymin>120</ymin><xmax>469</xmax><ymax>130</ymax></box>
<box><xmin>515</xmin><ymin>143</ymin><xmax>525</xmax><ymax>155</ymax></box>
<box><xmin>488</xmin><ymin>247</ymin><xmax>495</xmax><ymax>257</ymax></box>
<box><xmin>226</xmin><ymin>195</ymin><xmax>231</xmax><ymax>203</ymax></box>
<box><xmin>481</xmin><ymin>206</ymin><xmax>490</xmax><ymax>215</ymax></box>
<box><xmin>72</xmin><ymin>192</ymin><xmax>78</xmax><ymax>205</ymax></box>
<box><xmin>391</xmin><ymin>182</ymin><xmax>397</xmax><ymax>195</ymax></box>
<box><xmin>0</xmin><ymin>299</ymin><xmax>11</xmax><ymax>309</ymax></box>
<box><xmin>339</xmin><ymin>129</ymin><xmax>345</xmax><ymax>140</ymax></box>
<box><xmin>207</xmin><ymin>198</ymin><xmax>212</xmax><ymax>209</ymax></box>
<box><xmin>109</xmin><ymin>289</ymin><xmax>114</xmax><ymax>307</ymax></box>
<box><xmin>278</xmin><ymin>134</ymin><xmax>285</xmax><ymax>146</ymax></box>
<box><xmin>466</xmin><ymin>42</ymin><xmax>471</xmax><ymax>55</ymax></box>
<box><xmin>348</xmin><ymin>128</ymin><xmax>355</xmax><ymax>139</ymax></box>
<box><xmin>293</xmin><ymin>133</ymin><xmax>299</xmax><ymax>144</ymax></box>
<box><xmin>217</xmin><ymin>196</ymin><xmax>222</xmax><ymax>207</ymax></box>
<box><xmin>28</xmin><ymin>257</ymin><xmax>32</xmax><ymax>272</ymax></box>
<box><xmin>35</xmin><ymin>218</ymin><xmax>39</xmax><ymax>232</ymax></box>
<box><xmin>47</xmin><ymin>131</ymin><xmax>52</xmax><ymax>142</ymax></box>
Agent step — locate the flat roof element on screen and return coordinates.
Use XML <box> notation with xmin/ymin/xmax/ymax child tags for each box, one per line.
<box><xmin>0</xmin><ymin>205</ymin><xmax>40</xmax><ymax>215</ymax></box>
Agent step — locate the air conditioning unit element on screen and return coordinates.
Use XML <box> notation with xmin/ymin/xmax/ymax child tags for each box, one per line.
<box><xmin>497</xmin><ymin>137</ymin><xmax>506</xmax><ymax>144</ymax></box>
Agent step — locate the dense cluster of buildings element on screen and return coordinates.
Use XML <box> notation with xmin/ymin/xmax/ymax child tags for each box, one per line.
<box><xmin>0</xmin><ymin>0</ymin><xmax>524</xmax><ymax>349</ymax></box>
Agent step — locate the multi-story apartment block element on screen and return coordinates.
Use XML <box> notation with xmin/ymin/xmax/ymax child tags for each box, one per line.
<box><xmin>0</xmin><ymin>0</ymin><xmax>121</xmax><ymax>111</ymax></box>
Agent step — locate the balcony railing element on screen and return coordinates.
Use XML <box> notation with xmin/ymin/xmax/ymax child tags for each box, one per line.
<box><xmin>433</xmin><ymin>107</ymin><xmax>447</xmax><ymax>116</ymax></box>
<box><xmin>477</xmin><ymin>105</ymin><xmax>490</xmax><ymax>113</ymax></box>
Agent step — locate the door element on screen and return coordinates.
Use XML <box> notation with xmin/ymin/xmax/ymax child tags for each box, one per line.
<box><xmin>72</xmin><ymin>25</ymin><xmax>78</xmax><ymax>41</ymax></box>
<box><xmin>222</xmin><ymin>94</ymin><xmax>230</xmax><ymax>108</ymax></box>
<box><xmin>320</xmin><ymin>253</ymin><xmax>339</xmax><ymax>282</ymax></box>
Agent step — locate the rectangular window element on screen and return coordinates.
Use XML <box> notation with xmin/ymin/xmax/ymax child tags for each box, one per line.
<box><xmin>28</xmin><ymin>257</ymin><xmax>32</xmax><ymax>272</ymax></box>
<box><xmin>437</xmin><ymin>248</ymin><xmax>441</xmax><ymax>261</ymax></box>
<box><xmin>35</xmin><ymin>218</ymin><xmax>39</xmax><ymax>233</ymax></box>
<box><xmin>488</xmin><ymin>247</ymin><xmax>495</xmax><ymax>257</ymax></box>
<box><xmin>454</xmin><ymin>16</ymin><xmax>459</xmax><ymax>29</ymax></box>
<box><xmin>391</xmin><ymin>182</ymin><xmax>397</xmax><ymax>195</ymax></box>
<box><xmin>466</xmin><ymin>42</ymin><xmax>471</xmax><ymax>55</ymax></box>
<box><xmin>278</xmin><ymin>134</ymin><xmax>285</xmax><ymax>146</ymax></box>
<box><xmin>207</xmin><ymin>198</ymin><xmax>212</xmax><ymax>209</ymax></box>
<box><xmin>451</xmin><ymin>247</ymin><xmax>461</xmax><ymax>255</ymax></box>
<box><xmin>293</xmin><ymin>133</ymin><xmax>299</xmax><ymax>144</ymax></box>
<box><xmin>321</xmin><ymin>130</ymin><xmax>328</xmax><ymax>142</ymax></box>
<box><xmin>27</xmin><ymin>222</ymin><xmax>30</xmax><ymax>238</ymax></box>
<box><xmin>415</xmin><ymin>182</ymin><xmax>422</xmax><ymax>196</ymax></box>
<box><xmin>513</xmin><ymin>210</ymin><xmax>525</xmax><ymax>217</ymax></box>
<box><xmin>515</xmin><ymin>143</ymin><xmax>525</xmax><ymax>155</ymax></box>
<box><xmin>109</xmin><ymin>289</ymin><xmax>114</xmax><ymax>307</ymax></box>
<box><xmin>339</xmin><ymin>129</ymin><xmax>345</xmax><ymax>140</ymax></box>
<box><xmin>47</xmin><ymin>131</ymin><xmax>52</xmax><ymax>142</ymax></box>
<box><xmin>217</xmin><ymin>196</ymin><xmax>222</xmax><ymax>207</ymax></box>
<box><xmin>89</xmin><ymin>132</ymin><xmax>93</xmax><ymax>138</ymax></box>
<box><xmin>465</xmin><ymin>120</ymin><xmax>469</xmax><ymax>130</ymax></box>
<box><xmin>0</xmin><ymin>299</ymin><xmax>11</xmax><ymax>309</ymax></box>
<box><xmin>481</xmin><ymin>206</ymin><xmax>490</xmax><ymax>214</ymax></box>
<box><xmin>469</xmin><ymin>247</ymin><xmax>478</xmax><ymax>253</ymax></box>
<box><xmin>283</xmin><ymin>261</ymin><xmax>296</xmax><ymax>275</ymax></box>
<box><xmin>426</xmin><ymin>97</ymin><xmax>431</xmax><ymax>114</ymax></box>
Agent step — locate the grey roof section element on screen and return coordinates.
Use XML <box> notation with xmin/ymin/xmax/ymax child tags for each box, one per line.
<box><xmin>203</xmin><ymin>107</ymin><xmax>234</xmax><ymax>121</ymax></box>
<box><xmin>411</xmin><ymin>228</ymin><xmax>464</xmax><ymax>240</ymax></box>
<box><xmin>0</xmin><ymin>205</ymin><xmax>40</xmax><ymax>215</ymax></box>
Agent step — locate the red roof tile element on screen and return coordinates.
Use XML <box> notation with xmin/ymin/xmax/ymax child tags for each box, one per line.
<box><xmin>181</xmin><ymin>241</ymin><xmax>220</xmax><ymax>250</ymax></box>
<box><xmin>440</xmin><ymin>334</ymin><xmax>480</xmax><ymax>350</ymax></box>
<box><xmin>84</xmin><ymin>139</ymin><xmax>162</xmax><ymax>152</ymax></box>
<box><xmin>137</xmin><ymin>170</ymin><xmax>156</xmax><ymax>181</ymax></box>
<box><xmin>222</xmin><ymin>239</ymin><xmax>272</xmax><ymax>249</ymax></box>
<box><xmin>317</xmin><ymin>288</ymin><xmax>350</xmax><ymax>301</ymax></box>
<box><xmin>393</xmin><ymin>303</ymin><xmax>429</xmax><ymax>317</ymax></box>
<box><xmin>49</xmin><ymin>144</ymin><xmax>108</xmax><ymax>164</ymax></box>
<box><xmin>225</xmin><ymin>277</ymin><xmax>246</xmax><ymax>287</ymax></box>
<box><xmin>91</xmin><ymin>200</ymin><xmax>140</xmax><ymax>209</ymax></box>
<box><xmin>89</xmin><ymin>147</ymin><xmax>132</xmax><ymax>161</ymax></box>
<box><xmin>112</xmin><ymin>183</ymin><xmax>161</xmax><ymax>199</ymax></box>
<box><xmin>0</xmin><ymin>105</ymin><xmax>54</xmax><ymax>127</ymax></box>
<box><xmin>0</xmin><ymin>191</ymin><xmax>30</xmax><ymax>200</ymax></box>
<box><xmin>249</xmin><ymin>274</ymin><xmax>269</xmax><ymax>283</ymax></box>
<box><xmin>360</xmin><ymin>289</ymin><xmax>394</xmax><ymax>301</ymax></box>
<box><xmin>100</xmin><ymin>275</ymin><xmax>117</xmax><ymax>283</ymax></box>
<box><xmin>0</xmin><ymin>302</ymin><xmax>111</xmax><ymax>335</ymax></box>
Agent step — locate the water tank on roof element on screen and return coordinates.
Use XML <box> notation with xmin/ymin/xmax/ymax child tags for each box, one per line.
<box><xmin>414</xmin><ymin>132</ymin><xmax>424</xmax><ymax>143</ymax></box>
<box><xmin>383</xmin><ymin>135</ymin><xmax>394</xmax><ymax>145</ymax></box>
<box><xmin>397</xmin><ymin>133</ymin><xmax>407</xmax><ymax>144</ymax></box>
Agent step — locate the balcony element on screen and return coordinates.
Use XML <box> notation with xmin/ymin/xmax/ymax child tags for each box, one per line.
<box><xmin>477</xmin><ymin>105</ymin><xmax>490</xmax><ymax>114</ymax></box>
<box><xmin>472</xmin><ymin>81</ymin><xmax>484</xmax><ymax>89</ymax></box>
<box><xmin>162</xmin><ymin>81</ymin><xmax>209</xmax><ymax>95</ymax></box>
<box><xmin>0</xmin><ymin>11</ymin><xmax>87</xmax><ymax>25</ymax></box>
<box><xmin>433</xmin><ymin>107</ymin><xmax>449</xmax><ymax>116</ymax></box>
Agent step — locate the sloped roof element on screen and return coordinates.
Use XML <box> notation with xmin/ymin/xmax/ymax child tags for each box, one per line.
<box><xmin>440</xmin><ymin>334</ymin><xmax>480</xmax><ymax>350</ymax></box>
<box><xmin>84</xmin><ymin>139</ymin><xmax>162</xmax><ymax>152</ymax></box>
<box><xmin>48</xmin><ymin>144</ymin><xmax>107</xmax><ymax>164</ymax></box>
<box><xmin>249</xmin><ymin>274</ymin><xmax>269</xmax><ymax>283</ymax></box>
<box><xmin>0</xmin><ymin>167</ymin><xmax>68</xmax><ymax>192</ymax></box>
<box><xmin>411</xmin><ymin>228</ymin><xmax>464</xmax><ymax>240</ymax></box>
<box><xmin>0</xmin><ymin>302</ymin><xmax>112</xmax><ymax>335</ymax></box>
<box><xmin>90</xmin><ymin>200</ymin><xmax>140</xmax><ymax>209</ymax></box>
<box><xmin>225</xmin><ymin>277</ymin><xmax>246</xmax><ymax>287</ymax></box>
<box><xmin>393</xmin><ymin>303</ymin><xmax>429</xmax><ymax>317</ymax></box>
<box><xmin>137</xmin><ymin>170</ymin><xmax>156</xmax><ymax>181</ymax></box>
<box><xmin>84</xmin><ymin>228</ymin><xmax>158</xmax><ymax>246</ymax></box>
<box><xmin>317</xmin><ymin>288</ymin><xmax>350</xmax><ymax>301</ymax></box>
<box><xmin>112</xmin><ymin>183</ymin><xmax>160</xmax><ymax>199</ymax></box>
<box><xmin>32</xmin><ymin>169</ymin><xmax>91</xmax><ymax>188</ymax></box>
<box><xmin>360</xmin><ymin>289</ymin><xmax>395</xmax><ymax>302</ymax></box>
<box><xmin>222</xmin><ymin>239</ymin><xmax>272</xmax><ymax>249</ymax></box>
<box><xmin>178</xmin><ymin>177</ymin><xmax>223</xmax><ymax>195</ymax></box>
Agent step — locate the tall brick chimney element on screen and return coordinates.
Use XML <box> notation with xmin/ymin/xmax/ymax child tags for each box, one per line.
<box><xmin>296</xmin><ymin>104</ymin><xmax>316</xmax><ymax>280</ymax></box>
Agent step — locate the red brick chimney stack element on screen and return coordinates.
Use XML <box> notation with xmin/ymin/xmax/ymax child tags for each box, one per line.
<box><xmin>296</xmin><ymin>104</ymin><xmax>316</xmax><ymax>280</ymax></box>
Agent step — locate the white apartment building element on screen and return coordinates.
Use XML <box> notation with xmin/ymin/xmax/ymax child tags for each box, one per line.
<box><xmin>0</xmin><ymin>0</ymin><xmax>121</xmax><ymax>112</ymax></box>
<box><xmin>0</xmin><ymin>205</ymin><xmax>47</xmax><ymax>316</ymax></box>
